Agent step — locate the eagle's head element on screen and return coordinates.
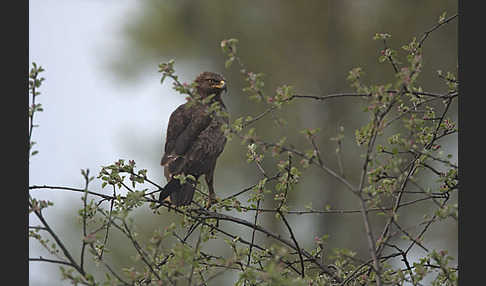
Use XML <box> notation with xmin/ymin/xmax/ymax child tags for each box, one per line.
<box><xmin>195</xmin><ymin>71</ymin><xmax>227</xmax><ymax>99</ymax></box>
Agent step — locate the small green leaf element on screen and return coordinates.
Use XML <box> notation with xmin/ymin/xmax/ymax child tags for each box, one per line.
<box><xmin>438</xmin><ymin>11</ymin><xmax>447</xmax><ymax>24</ymax></box>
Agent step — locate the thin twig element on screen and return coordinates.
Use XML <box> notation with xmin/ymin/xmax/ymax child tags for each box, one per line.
<box><xmin>356</xmin><ymin>115</ymin><xmax>382</xmax><ymax>286</ymax></box>
<box><xmin>240</xmin><ymin>196</ymin><xmax>434</xmax><ymax>215</ymax></box>
<box><xmin>221</xmin><ymin>173</ymin><xmax>280</xmax><ymax>202</ymax></box>
<box><xmin>425</xmin><ymin>97</ymin><xmax>453</xmax><ymax>150</ymax></box>
<box><xmin>246</xmin><ymin>193</ymin><xmax>261</xmax><ymax>272</ymax></box>
<box><xmin>121</xmin><ymin>218</ymin><xmax>161</xmax><ymax>281</ymax></box>
<box><xmin>80</xmin><ymin>170</ymin><xmax>90</xmax><ymax>272</ymax></box>
<box><xmin>100</xmin><ymin>185</ymin><xmax>115</xmax><ymax>260</ymax></box>
<box><xmin>29</xmin><ymin>200</ymin><xmax>89</xmax><ymax>282</ymax></box>
<box><xmin>279</xmin><ymin>210</ymin><xmax>305</xmax><ymax>278</ymax></box>
<box><xmin>290</xmin><ymin>93</ymin><xmax>371</xmax><ymax>101</ymax></box>
<box><xmin>188</xmin><ymin>231</ymin><xmax>202</xmax><ymax>286</ymax></box>
<box><xmin>416</xmin><ymin>14</ymin><xmax>458</xmax><ymax>51</ymax></box>
<box><xmin>29</xmin><ymin>257</ymin><xmax>73</xmax><ymax>267</ymax></box>
<box><xmin>29</xmin><ymin>185</ymin><xmax>113</xmax><ymax>200</ymax></box>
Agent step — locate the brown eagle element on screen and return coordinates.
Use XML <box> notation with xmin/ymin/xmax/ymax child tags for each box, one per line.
<box><xmin>159</xmin><ymin>72</ymin><xmax>229</xmax><ymax>207</ymax></box>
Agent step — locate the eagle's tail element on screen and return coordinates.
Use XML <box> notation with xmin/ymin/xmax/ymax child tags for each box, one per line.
<box><xmin>159</xmin><ymin>179</ymin><xmax>195</xmax><ymax>207</ymax></box>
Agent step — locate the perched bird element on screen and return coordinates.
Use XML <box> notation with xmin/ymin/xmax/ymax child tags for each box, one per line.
<box><xmin>159</xmin><ymin>72</ymin><xmax>229</xmax><ymax>207</ymax></box>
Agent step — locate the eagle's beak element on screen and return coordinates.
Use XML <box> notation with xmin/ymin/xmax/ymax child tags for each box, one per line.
<box><xmin>214</xmin><ymin>80</ymin><xmax>227</xmax><ymax>94</ymax></box>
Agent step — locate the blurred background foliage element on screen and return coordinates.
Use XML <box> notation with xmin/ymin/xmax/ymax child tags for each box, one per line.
<box><xmin>37</xmin><ymin>1</ymin><xmax>458</xmax><ymax>284</ymax></box>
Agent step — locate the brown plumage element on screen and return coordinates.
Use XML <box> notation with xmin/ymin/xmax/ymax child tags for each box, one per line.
<box><xmin>159</xmin><ymin>72</ymin><xmax>229</xmax><ymax>207</ymax></box>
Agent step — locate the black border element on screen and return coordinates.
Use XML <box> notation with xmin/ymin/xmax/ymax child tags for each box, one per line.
<box><xmin>458</xmin><ymin>0</ymin><xmax>481</xmax><ymax>285</ymax></box>
<box><xmin>4</xmin><ymin>0</ymin><xmax>29</xmax><ymax>285</ymax></box>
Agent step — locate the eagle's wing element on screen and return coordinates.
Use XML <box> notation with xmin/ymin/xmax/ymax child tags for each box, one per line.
<box><xmin>161</xmin><ymin>104</ymin><xmax>189</xmax><ymax>166</ymax></box>
<box><xmin>161</xmin><ymin>103</ymin><xmax>212</xmax><ymax>172</ymax></box>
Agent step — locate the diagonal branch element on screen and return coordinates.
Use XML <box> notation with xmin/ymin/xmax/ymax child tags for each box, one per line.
<box><xmin>29</xmin><ymin>199</ymin><xmax>89</xmax><ymax>282</ymax></box>
<box><xmin>416</xmin><ymin>13</ymin><xmax>458</xmax><ymax>51</ymax></box>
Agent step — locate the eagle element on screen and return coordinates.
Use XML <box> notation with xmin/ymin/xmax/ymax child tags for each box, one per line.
<box><xmin>159</xmin><ymin>71</ymin><xmax>229</xmax><ymax>207</ymax></box>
